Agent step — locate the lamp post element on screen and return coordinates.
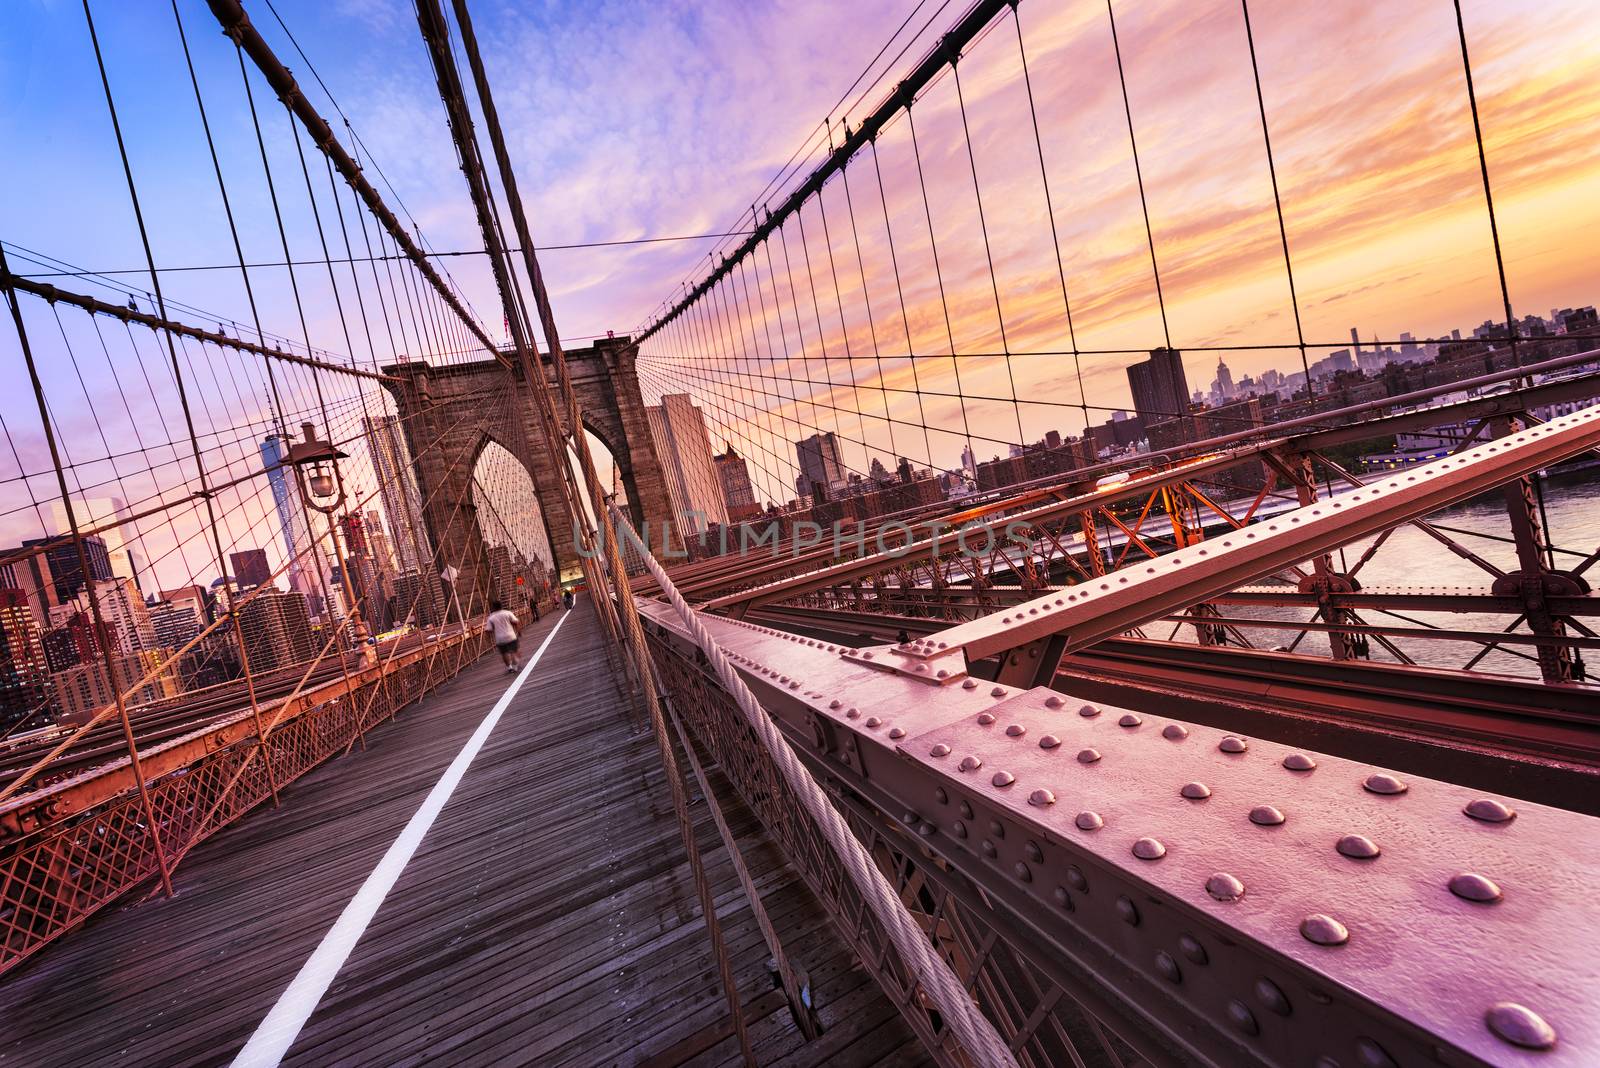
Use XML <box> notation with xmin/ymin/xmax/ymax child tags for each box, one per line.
<box><xmin>285</xmin><ymin>422</ymin><xmax>374</xmax><ymax>667</ymax></box>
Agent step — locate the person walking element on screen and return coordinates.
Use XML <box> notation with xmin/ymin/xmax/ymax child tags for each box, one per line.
<box><xmin>562</xmin><ymin>588</ymin><xmax>574</xmax><ymax>611</ymax></box>
<box><xmin>484</xmin><ymin>599</ymin><xmax>522</xmax><ymax>673</ymax></box>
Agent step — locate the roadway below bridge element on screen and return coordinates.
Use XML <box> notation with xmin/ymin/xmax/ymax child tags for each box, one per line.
<box><xmin>0</xmin><ymin>603</ymin><xmax>924</xmax><ymax>1067</ymax></box>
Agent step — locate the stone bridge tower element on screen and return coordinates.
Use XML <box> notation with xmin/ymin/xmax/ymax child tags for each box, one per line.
<box><xmin>382</xmin><ymin>336</ymin><xmax>672</xmax><ymax>611</ymax></box>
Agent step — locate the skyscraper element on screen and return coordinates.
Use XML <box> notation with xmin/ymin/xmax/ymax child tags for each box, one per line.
<box><xmin>235</xmin><ymin>588</ymin><xmax>316</xmax><ymax>673</ymax></box>
<box><xmin>1214</xmin><ymin>357</ymin><xmax>1235</xmax><ymax>400</ymax></box>
<box><xmin>1126</xmin><ymin>347</ymin><xmax>1190</xmax><ymax>425</ymax></box>
<box><xmin>261</xmin><ymin>434</ymin><xmax>320</xmax><ymax>608</ymax></box>
<box><xmin>230</xmin><ymin>548</ymin><xmax>273</xmax><ymax>590</ymax></box>
<box><xmin>24</xmin><ymin>535</ymin><xmax>112</xmax><ymax>605</ymax></box>
<box><xmin>796</xmin><ymin>432</ymin><xmax>846</xmax><ymax>500</ymax></box>
<box><xmin>363</xmin><ymin>415</ymin><xmax>429</xmax><ymax>572</ymax></box>
<box><xmin>645</xmin><ymin>394</ymin><xmax>729</xmax><ymax>533</ymax></box>
<box><xmin>713</xmin><ymin>444</ymin><xmax>759</xmax><ymax>520</ymax></box>
<box><xmin>0</xmin><ymin>548</ymin><xmax>58</xmax><ymax>627</ymax></box>
<box><xmin>76</xmin><ymin>577</ymin><xmax>156</xmax><ymax>656</ymax></box>
<box><xmin>49</xmin><ymin>498</ymin><xmax>145</xmax><ymax>590</ymax></box>
<box><xmin>0</xmin><ymin>588</ymin><xmax>51</xmax><ymax>731</ymax></box>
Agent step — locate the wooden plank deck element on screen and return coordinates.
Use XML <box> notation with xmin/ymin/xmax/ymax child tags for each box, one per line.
<box><xmin>0</xmin><ymin>602</ymin><xmax>930</xmax><ymax>1067</ymax></box>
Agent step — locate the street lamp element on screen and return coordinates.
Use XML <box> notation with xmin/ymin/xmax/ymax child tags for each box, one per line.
<box><xmin>284</xmin><ymin>422</ymin><xmax>374</xmax><ymax>665</ymax></box>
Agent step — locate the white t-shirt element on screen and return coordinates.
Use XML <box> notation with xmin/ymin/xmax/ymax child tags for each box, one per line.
<box><xmin>485</xmin><ymin>609</ymin><xmax>520</xmax><ymax>644</ymax></box>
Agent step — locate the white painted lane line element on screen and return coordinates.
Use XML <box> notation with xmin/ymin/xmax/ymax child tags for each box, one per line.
<box><xmin>230</xmin><ymin>612</ymin><xmax>570</xmax><ymax>1068</ymax></box>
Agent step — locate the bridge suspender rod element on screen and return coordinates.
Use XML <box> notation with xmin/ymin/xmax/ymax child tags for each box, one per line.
<box><xmin>610</xmin><ymin>503</ymin><xmax>1020</xmax><ymax>1068</ymax></box>
<box><xmin>203</xmin><ymin>0</ymin><xmax>502</xmax><ymax>363</ymax></box>
<box><xmin>635</xmin><ymin>0</ymin><xmax>1013</xmax><ymax>345</ymax></box>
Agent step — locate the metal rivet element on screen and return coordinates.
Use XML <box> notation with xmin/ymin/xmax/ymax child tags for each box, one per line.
<box><xmin>917</xmin><ymin>821</ymin><xmax>936</xmax><ymax>838</ymax></box>
<box><xmin>1066</xmin><ymin>865</ymin><xmax>1088</xmax><ymax>892</ymax></box>
<box><xmin>1363</xmin><ymin>773</ymin><xmax>1407</xmax><ymax>795</ymax></box>
<box><xmin>1116</xmin><ymin>896</ymin><xmax>1139</xmax><ymax>925</ymax></box>
<box><xmin>1484</xmin><ymin>1002</ymin><xmax>1557</xmax><ymax>1050</ymax></box>
<box><xmin>1449</xmin><ymin>872</ymin><xmax>1502</xmax><ymax>903</ymax></box>
<box><xmin>990</xmin><ymin>686</ymin><xmax>1007</xmax><ymax>697</ymax></box>
<box><xmin>862</xmin><ymin>651</ymin><xmax>875</xmax><ymax>660</ymax></box>
<box><xmin>935</xmin><ymin>787</ymin><xmax>948</xmax><ymax>804</ymax></box>
<box><xmin>1162</xmin><ymin>724</ymin><xmax>1188</xmax><ymax>741</ymax></box>
<box><xmin>962</xmin><ymin>678</ymin><xmax>979</xmax><ymax>690</ymax></box>
<box><xmin>936</xmin><ymin>669</ymin><xmax>949</xmax><ymax>679</ymax></box>
<box><xmin>960</xmin><ymin>801</ymin><xmax>974</xmax><ymax>819</ymax></box>
<box><xmin>1206</xmin><ymin>873</ymin><xmax>1245</xmax><ymax>901</ymax></box>
<box><xmin>1155</xmin><ymin>951</ymin><xmax>1181</xmax><ymax>984</ymax></box>
<box><xmin>1283</xmin><ymin>753</ymin><xmax>1316</xmax><ymax>771</ymax></box>
<box><xmin>930</xmin><ymin>743</ymin><xmax>951</xmax><ymax>758</ymax></box>
<box><xmin>1078</xmin><ymin>703</ymin><xmax>1101</xmax><ymax>718</ymax></box>
<box><xmin>1044</xmin><ymin>694</ymin><xmax>1064</xmax><ymax>709</ymax></box>
<box><xmin>977</xmin><ymin>712</ymin><xmax>996</xmax><ymax>725</ymax></box>
<box><xmin>1227</xmin><ymin>1000</ymin><xmax>1259</xmax><ymax>1036</ymax></box>
<box><xmin>888</xmin><ymin>726</ymin><xmax>905</xmax><ymax>740</ymax></box>
<box><xmin>1178</xmin><ymin>934</ymin><xmax>1207</xmax><ymax>965</ymax></box>
<box><xmin>1219</xmin><ymin>736</ymin><xmax>1248</xmax><ymax>754</ymax></box>
<box><xmin>1077</xmin><ymin>747</ymin><xmax>1101</xmax><ymax>764</ymax></box>
<box><xmin>952</xmin><ymin>820</ymin><xmax>967</xmax><ymax>839</ymax></box>
<box><xmin>828</xmin><ymin>699</ymin><xmax>842</xmax><ymax>709</ymax></box>
<box><xmin>1074</xmin><ymin>810</ymin><xmax>1103</xmax><ymax>831</ymax></box>
<box><xmin>1180</xmin><ymin>781</ymin><xmax>1211</xmax><ymax>800</ymax></box>
<box><xmin>981</xmin><ymin>839</ymin><xmax>997</xmax><ymax>858</ymax></box>
<box><xmin>846</xmin><ymin>707</ymin><xmax>860</xmax><ymax>719</ymax></box>
<box><xmin>1354</xmin><ymin>1037</ymin><xmax>1398</xmax><ymax>1068</ymax></box>
<box><xmin>1118</xmin><ymin>713</ymin><xmax>1142</xmax><ymax>728</ymax></box>
<box><xmin>1336</xmin><ymin>834</ymin><xmax>1380</xmax><ymax>860</ymax></box>
<box><xmin>992</xmin><ymin>770</ymin><xmax>1015</xmax><ymax>788</ymax></box>
<box><xmin>1249</xmin><ymin>805</ymin><xmax>1285</xmax><ymax>826</ymax></box>
<box><xmin>1465</xmin><ymin>798</ymin><xmax>1515</xmax><ymax>823</ymax></box>
<box><xmin>1005</xmin><ymin>723</ymin><xmax>1026</xmax><ymax>737</ymax></box>
<box><xmin>1025</xmin><ymin>840</ymin><xmax>1043</xmax><ymax>863</ymax></box>
<box><xmin>1013</xmin><ymin>861</ymin><xmax>1032</xmax><ymax>882</ymax></box>
<box><xmin>1028</xmin><ymin>788</ymin><xmax>1055</xmax><ymax>807</ymax></box>
<box><xmin>1300</xmin><ymin>914</ymin><xmax>1349</xmax><ymax>946</ymax></box>
<box><xmin>1255</xmin><ymin>977</ymin><xmax>1291</xmax><ymax>1016</ymax></box>
<box><xmin>959</xmin><ymin>755</ymin><xmax>983</xmax><ymax>772</ymax></box>
<box><xmin>1039</xmin><ymin>734</ymin><xmax>1061</xmax><ymax>750</ymax></box>
<box><xmin>1053</xmin><ymin>885</ymin><xmax>1073</xmax><ymax>909</ymax></box>
<box><xmin>1132</xmin><ymin>837</ymin><xmax>1166</xmax><ymax>860</ymax></box>
<box><xmin>865</xmin><ymin>716</ymin><xmax>882</xmax><ymax>728</ymax></box>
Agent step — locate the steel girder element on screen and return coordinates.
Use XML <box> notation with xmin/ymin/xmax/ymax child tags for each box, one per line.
<box><xmin>640</xmin><ymin>603</ymin><xmax>1598</xmax><ymax>1067</ymax></box>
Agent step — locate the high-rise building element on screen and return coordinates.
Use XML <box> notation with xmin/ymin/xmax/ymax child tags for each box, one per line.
<box><xmin>645</xmin><ymin>394</ymin><xmax>729</xmax><ymax>533</ymax></box>
<box><xmin>148</xmin><ymin>598</ymin><xmax>203</xmax><ymax>652</ymax></box>
<box><xmin>0</xmin><ymin>588</ymin><xmax>52</xmax><ymax>731</ymax></box>
<box><xmin>75</xmin><ymin>577</ymin><xmax>155</xmax><ymax>656</ymax></box>
<box><xmin>337</xmin><ymin>513</ymin><xmax>386</xmax><ymax>635</ymax></box>
<box><xmin>389</xmin><ymin>569</ymin><xmax>444</xmax><ymax>630</ymax></box>
<box><xmin>712</xmin><ymin>445</ymin><xmax>759</xmax><ymax>521</ymax></box>
<box><xmin>40</xmin><ymin>609</ymin><xmax>104</xmax><ymax>673</ymax></box>
<box><xmin>959</xmin><ymin>444</ymin><xmax>977</xmax><ymax>477</ymax></box>
<box><xmin>796</xmin><ymin>431</ymin><xmax>846</xmax><ymax>500</ymax></box>
<box><xmin>51</xmin><ymin>650</ymin><xmax>178</xmax><ymax>724</ymax></box>
<box><xmin>230</xmin><ymin>548</ymin><xmax>273</xmax><ymax>590</ymax></box>
<box><xmin>0</xmin><ymin>549</ymin><xmax>59</xmax><ymax>627</ymax></box>
<box><xmin>363</xmin><ymin>415</ymin><xmax>429</xmax><ymax>572</ymax></box>
<box><xmin>261</xmin><ymin>434</ymin><xmax>326</xmax><ymax>614</ymax></box>
<box><xmin>234</xmin><ymin>588</ymin><xmax>316</xmax><ymax>673</ymax></box>
<box><xmin>24</xmin><ymin>535</ymin><xmax>113</xmax><ymax>605</ymax></box>
<box><xmin>49</xmin><ymin>498</ymin><xmax>145</xmax><ymax>590</ymax></box>
<box><xmin>1125</xmin><ymin>347</ymin><xmax>1191</xmax><ymax>427</ymax></box>
<box><xmin>160</xmin><ymin>584</ymin><xmax>212</xmax><ymax>627</ymax></box>
<box><xmin>1214</xmin><ymin>358</ymin><xmax>1235</xmax><ymax>400</ymax></box>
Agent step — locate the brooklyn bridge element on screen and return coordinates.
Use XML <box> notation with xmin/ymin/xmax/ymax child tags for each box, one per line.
<box><xmin>0</xmin><ymin>0</ymin><xmax>1597</xmax><ymax>1065</ymax></box>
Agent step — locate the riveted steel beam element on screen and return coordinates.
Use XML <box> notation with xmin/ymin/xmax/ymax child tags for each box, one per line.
<box><xmin>909</xmin><ymin>403</ymin><xmax>1600</xmax><ymax>671</ymax></box>
<box><xmin>639</xmin><ymin>602</ymin><xmax>1600</xmax><ymax>1067</ymax></box>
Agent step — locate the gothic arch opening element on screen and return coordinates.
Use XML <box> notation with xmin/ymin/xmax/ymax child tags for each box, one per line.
<box><xmin>471</xmin><ymin>438</ymin><xmax>556</xmax><ymax>605</ymax></box>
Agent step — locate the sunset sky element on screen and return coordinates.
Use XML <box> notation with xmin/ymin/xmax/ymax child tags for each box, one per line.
<box><xmin>2</xmin><ymin>0</ymin><xmax>1598</xmax><ymax>584</ymax></box>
